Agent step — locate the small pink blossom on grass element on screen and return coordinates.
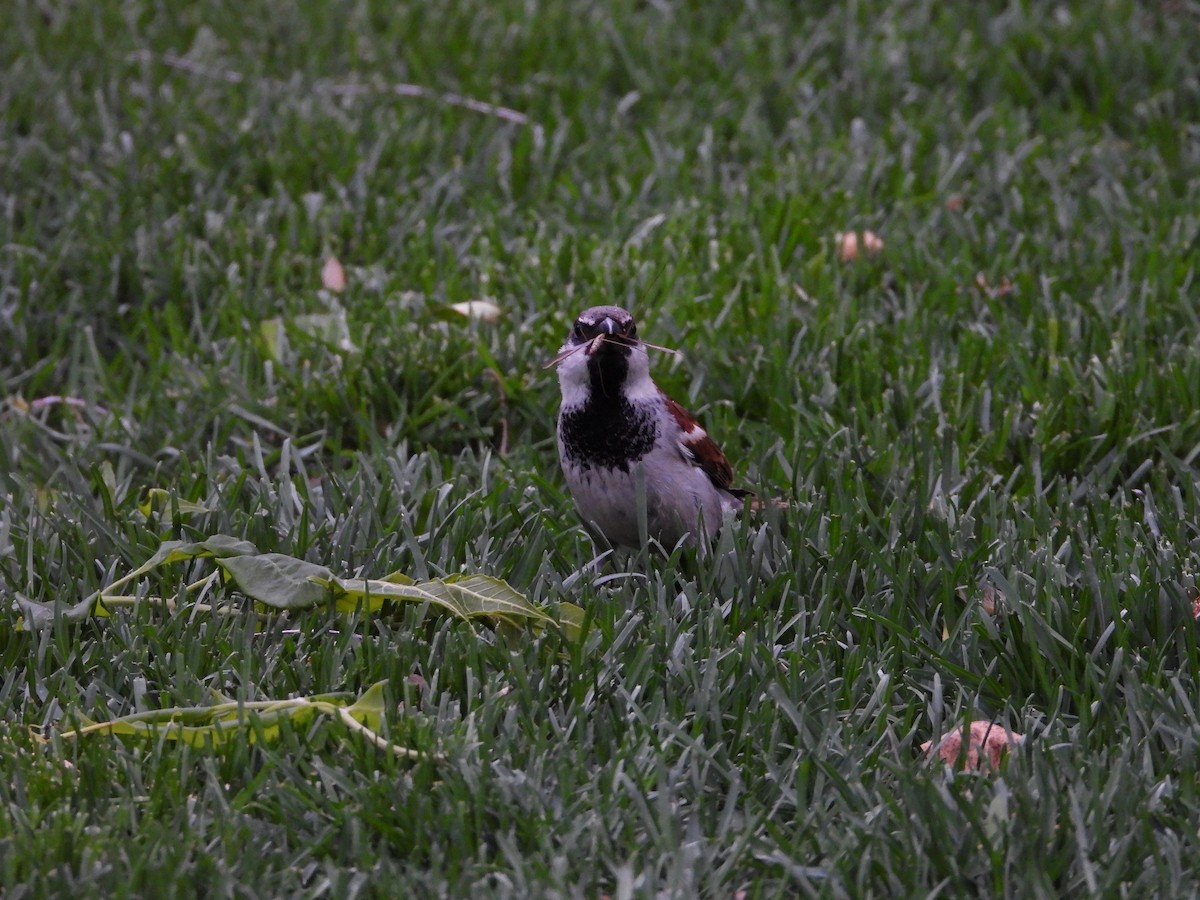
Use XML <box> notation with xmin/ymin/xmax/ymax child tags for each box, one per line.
<box><xmin>835</xmin><ymin>229</ymin><xmax>884</xmax><ymax>261</ymax></box>
<box><xmin>922</xmin><ymin>721</ymin><xmax>1024</xmax><ymax>771</ymax></box>
<box><xmin>321</xmin><ymin>255</ymin><xmax>347</xmax><ymax>292</ymax></box>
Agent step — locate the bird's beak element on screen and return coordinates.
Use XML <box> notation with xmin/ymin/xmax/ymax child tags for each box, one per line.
<box><xmin>599</xmin><ymin>317</ymin><xmax>617</xmax><ymax>335</ymax></box>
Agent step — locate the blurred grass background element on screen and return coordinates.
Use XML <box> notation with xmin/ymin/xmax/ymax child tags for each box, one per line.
<box><xmin>2</xmin><ymin>1</ymin><xmax>1199</xmax><ymax>895</ymax></box>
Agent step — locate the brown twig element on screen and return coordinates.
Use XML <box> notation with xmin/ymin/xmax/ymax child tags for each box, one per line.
<box><xmin>128</xmin><ymin>50</ymin><xmax>244</xmax><ymax>83</ymax></box>
<box><xmin>29</xmin><ymin>395</ymin><xmax>109</xmax><ymax>416</ymax></box>
<box><xmin>326</xmin><ymin>80</ymin><xmax>532</xmax><ymax>126</ymax></box>
<box><xmin>127</xmin><ymin>50</ymin><xmax>536</xmax><ymax>129</ymax></box>
<box><xmin>2</xmin><ymin>395</ymin><xmax>110</xmax><ymax>422</ymax></box>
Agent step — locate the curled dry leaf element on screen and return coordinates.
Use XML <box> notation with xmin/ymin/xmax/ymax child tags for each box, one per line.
<box><xmin>981</xmin><ymin>581</ymin><xmax>1003</xmax><ymax>616</ymax></box>
<box><xmin>922</xmin><ymin>721</ymin><xmax>1024</xmax><ymax>771</ymax></box>
<box><xmin>322</xmin><ymin>256</ymin><xmax>347</xmax><ymax>293</ymax></box>
<box><xmin>448</xmin><ymin>299</ymin><xmax>503</xmax><ymax>323</ymax></box>
<box><xmin>836</xmin><ymin>230</ymin><xmax>884</xmax><ymax>261</ymax></box>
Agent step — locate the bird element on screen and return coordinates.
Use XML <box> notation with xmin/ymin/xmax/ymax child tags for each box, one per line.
<box><xmin>546</xmin><ymin>305</ymin><xmax>753</xmax><ymax>548</ymax></box>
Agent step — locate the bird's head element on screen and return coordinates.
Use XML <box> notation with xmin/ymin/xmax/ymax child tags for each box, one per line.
<box><xmin>548</xmin><ymin>305</ymin><xmax>655</xmax><ymax>403</ymax></box>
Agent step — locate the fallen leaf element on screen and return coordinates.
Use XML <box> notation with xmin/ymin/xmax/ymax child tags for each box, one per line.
<box><xmin>21</xmin><ymin>534</ymin><xmax>582</xmax><ymax>642</ymax></box>
<box><xmin>922</xmin><ymin>721</ymin><xmax>1023</xmax><ymax>771</ymax></box>
<box><xmin>138</xmin><ymin>489</ymin><xmax>213</xmax><ymax>520</ymax></box>
<box><xmin>447</xmin><ymin>299</ymin><xmax>502</xmax><ymax>323</ymax></box>
<box><xmin>322</xmin><ymin>256</ymin><xmax>346</xmax><ymax>292</ymax></box>
<box><xmin>217</xmin><ymin>553</ymin><xmax>335</xmax><ymax>609</ymax></box>
<box><xmin>33</xmin><ymin>681</ymin><xmax>430</xmax><ymax>760</ymax></box>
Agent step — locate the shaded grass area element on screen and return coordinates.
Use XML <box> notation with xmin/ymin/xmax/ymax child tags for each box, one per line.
<box><xmin>2</xmin><ymin>0</ymin><xmax>1200</xmax><ymax>894</ymax></box>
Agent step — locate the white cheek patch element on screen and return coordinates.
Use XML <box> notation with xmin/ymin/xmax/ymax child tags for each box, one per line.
<box><xmin>556</xmin><ymin>351</ymin><xmax>591</xmax><ymax>409</ymax></box>
<box><xmin>618</xmin><ymin>350</ymin><xmax>659</xmax><ymax>402</ymax></box>
<box><xmin>556</xmin><ymin>345</ymin><xmax>658</xmax><ymax>409</ymax></box>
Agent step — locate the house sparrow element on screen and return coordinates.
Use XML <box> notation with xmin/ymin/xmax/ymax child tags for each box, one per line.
<box><xmin>547</xmin><ymin>305</ymin><xmax>753</xmax><ymax>548</ymax></box>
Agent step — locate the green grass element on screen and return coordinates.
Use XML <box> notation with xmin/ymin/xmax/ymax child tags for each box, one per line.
<box><xmin>3</xmin><ymin>0</ymin><xmax>1200</xmax><ymax>895</ymax></box>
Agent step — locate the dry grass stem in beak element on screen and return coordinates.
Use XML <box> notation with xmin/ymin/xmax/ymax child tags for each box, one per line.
<box><xmin>542</xmin><ymin>337</ymin><xmax>599</xmax><ymax>369</ymax></box>
<box><xmin>543</xmin><ymin>333</ymin><xmax>680</xmax><ymax>369</ymax></box>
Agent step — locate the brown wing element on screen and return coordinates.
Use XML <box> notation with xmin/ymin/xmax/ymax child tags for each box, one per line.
<box><xmin>661</xmin><ymin>393</ymin><xmax>742</xmax><ymax>493</ymax></box>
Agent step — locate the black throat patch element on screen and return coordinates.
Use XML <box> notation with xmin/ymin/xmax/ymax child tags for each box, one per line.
<box><xmin>559</xmin><ymin>350</ymin><xmax>657</xmax><ymax>472</ymax></box>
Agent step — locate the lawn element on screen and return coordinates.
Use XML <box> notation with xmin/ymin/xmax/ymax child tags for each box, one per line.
<box><xmin>2</xmin><ymin>0</ymin><xmax>1200</xmax><ymax>895</ymax></box>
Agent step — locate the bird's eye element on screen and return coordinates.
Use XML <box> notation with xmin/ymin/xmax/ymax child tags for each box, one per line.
<box><xmin>627</xmin><ymin>323</ymin><xmax>638</xmax><ymax>337</ymax></box>
<box><xmin>572</xmin><ymin>322</ymin><xmax>586</xmax><ymax>340</ymax></box>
